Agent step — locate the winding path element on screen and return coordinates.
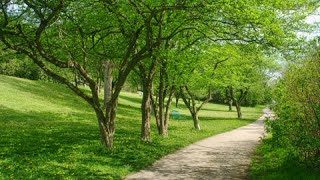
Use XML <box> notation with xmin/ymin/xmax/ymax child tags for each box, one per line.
<box><xmin>126</xmin><ymin>109</ymin><xmax>273</xmax><ymax>180</ymax></box>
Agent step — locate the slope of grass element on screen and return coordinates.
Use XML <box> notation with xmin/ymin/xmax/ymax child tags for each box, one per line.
<box><xmin>0</xmin><ymin>75</ymin><xmax>263</xmax><ymax>179</ymax></box>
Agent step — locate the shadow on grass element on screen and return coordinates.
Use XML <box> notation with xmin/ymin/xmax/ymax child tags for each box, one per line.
<box><xmin>173</xmin><ymin>114</ymin><xmax>256</xmax><ymax>123</ymax></box>
<box><xmin>118</xmin><ymin>103</ymin><xmax>141</xmax><ymax>112</ymax></box>
<box><xmin>200</xmin><ymin>107</ymin><xmax>233</xmax><ymax>112</ymax></box>
<box><xmin>200</xmin><ymin>116</ymin><xmax>256</xmax><ymax>123</ymax></box>
<box><xmin>119</xmin><ymin>94</ymin><xmax>142</xmax><ymax>105</ymax></box>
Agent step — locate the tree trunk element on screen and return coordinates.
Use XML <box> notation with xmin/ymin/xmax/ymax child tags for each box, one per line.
<box><xmin>160</xmin><ymin>86</ymin><xmax>175</xmax><ymax>137</ymax></box>
<box><xmin>228</xmin><ymin>98</ymin><xmax>233</xmax><ymax>111</ymax></box>
<box><xmin>97</xmin><ymin>119</ymin><xmax>113</xmax><ymax>148</ymax></box>
<box><xmin>141</xmin><ymin>79</ymin><xmax>152</xmax><ymax>142</ymax></box>
<box><xmin>191</xmin><ymin>112</ymin><xmax>200</xmax><ymax>130</ymax></box>
<box><xmin>95</xmin><ymin>111</ymin><xmax>109</xmax><ymax>147</ymax></box>
<box><xmin>158</xmin><ymin>64</ymin><xmax>166</xmax><ymax>136</ymax></box>
<box><xmin>191</xmin><ymin>97</ymin><xmax>201</xmax><ymax>130</ymax></box>
<box><xmin>93</xmin><ymin>60</ymin><xmax>116</xmax><ymax>148</ymax></box>
<box><xmin>180</xmin><ymin>86</ymin><xmax>202</xmax><ymax>131</ymax></box>
<box><xmin>235</xmin><ymin>102</ymin><xmax>242</xmax><ymax>119</ymax></box>
<box><xmin>175</xmin><ymin>92</ymin><xmax>179</xmax><ymax>108</ymax></box>
<box><xmin>103</xmin><ymin>61</ymin><xmax>113</xmax><ymax>107</ymax></box>
<box><xmin>151</xmin><ymin>93</ymin><xmax>160</xmax><ymax>133</ymax></box>
<box><xmin>231</xmin><ymin>88</ymin><xmax>247</xmax><ymax>120</ymax></box>
<box><xmin>74</xmin><ymin>70</ymin><xmax>78</xmax><ymax>87</ymax></box>
<box><xmin>139</xmin><ymin>60</ymin><xmax>156</xmax><ymax>141</ymax></box>
<box><xmin>94</xmin><ymin>97</ymin><xmax>117</xmax><ymax>149</ymax></box>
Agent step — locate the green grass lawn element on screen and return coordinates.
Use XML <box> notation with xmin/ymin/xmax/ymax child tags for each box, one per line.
<box><xmin>0</xmin><ymin>75</ymin><xmax>263</xmax><ymax>179</ymax></box>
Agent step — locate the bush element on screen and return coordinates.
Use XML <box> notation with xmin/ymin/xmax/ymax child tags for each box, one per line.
<box><xmin>270</xmin><ymin>55</ymin><xmax>320</xmax><ymax>168</ymax></box>
<box><xmin>0</xmin><ymin>56</ymin><xmax>46</xmax><ymax>80</ymax></box>
<box><xmin>250</xmin><ymin>136</ymin><xmax>320</xmax><ymax>180</ymax></box>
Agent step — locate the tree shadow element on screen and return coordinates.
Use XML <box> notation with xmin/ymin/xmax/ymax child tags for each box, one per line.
<box><xmin>200</xmin><ymin>107</ymin><xmax>232</xmax><ymax>112</ymax></box>
<box><xmin>119</xmin><ymin>94</ymin><xmax>142</xmax><ymax>105</ymax></box>
<box><xmin>172</xmin><ymin>114</ymin><xmax>255</xmax><ymax>123</ymax></box>
<box><xmin>200</xmin><ymin>116</ymin><xmax>256</xmax><ymax>123</ymax></box>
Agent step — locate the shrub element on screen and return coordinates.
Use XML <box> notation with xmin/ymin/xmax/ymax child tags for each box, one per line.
<box><xmin>270</xmin><ymin>55</ymin><xmax>320</xmax><ymax>168</ymax></box>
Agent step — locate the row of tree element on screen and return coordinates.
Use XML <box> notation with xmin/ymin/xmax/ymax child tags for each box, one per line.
<box><xmin>0</xmin><ymin>0</ymin><xmax>317</xmax><ymax>149</ymax></box>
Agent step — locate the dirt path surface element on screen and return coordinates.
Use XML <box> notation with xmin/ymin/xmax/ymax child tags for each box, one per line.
<box><xmin>126</xmin><ymin>109</ymin><xmax>273</xmax><ymax>180</ymax></box>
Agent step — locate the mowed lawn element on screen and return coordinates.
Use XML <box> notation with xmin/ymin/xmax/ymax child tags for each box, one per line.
<box><xmin>0</xmin><ymin>75</ymin><xmax>263</xmax><ymax>179</ymax></box>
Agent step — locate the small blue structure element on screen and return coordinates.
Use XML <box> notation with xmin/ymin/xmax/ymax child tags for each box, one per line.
<box><xmin>170</xmin><ymin>109</ymin><xmax>181</xmax><ymax>120</ymax></box>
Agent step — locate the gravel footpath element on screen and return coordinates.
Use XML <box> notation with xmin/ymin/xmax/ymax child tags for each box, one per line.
<box><xmin>125</xmin><ymin>109</ymin><xmax>273</xmax><ymax>180</ymax></box>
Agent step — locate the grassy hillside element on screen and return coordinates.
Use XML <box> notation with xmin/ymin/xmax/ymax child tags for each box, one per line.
<box><xmin>0</xmin><ymin>75</ymin><xmax>263</xmax><ymax>179</ymax></box>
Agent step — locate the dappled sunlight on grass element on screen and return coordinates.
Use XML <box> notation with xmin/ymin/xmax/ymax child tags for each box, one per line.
<box><xmin>0</xmin><ymin>75</ymin><xmax>264</xmax><ymax>179</ymax></box>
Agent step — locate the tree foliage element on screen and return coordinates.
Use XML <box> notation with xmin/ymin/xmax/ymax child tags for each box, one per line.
<box><xmin>212</xmin><ymin>44</ymin><xmax>276</xmax><ymax>118</ymax></box>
